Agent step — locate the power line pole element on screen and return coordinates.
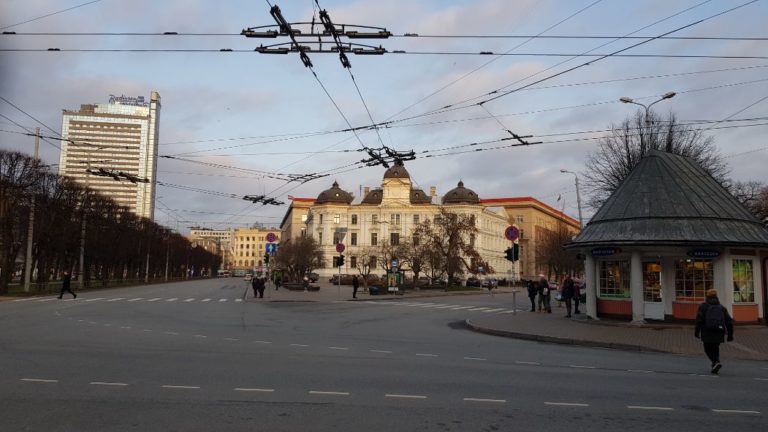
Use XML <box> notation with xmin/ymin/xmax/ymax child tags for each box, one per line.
<box><xmin>23</xmin><ymin>127</ymin><xmax>40</xmax><ymax>292</ymax></box>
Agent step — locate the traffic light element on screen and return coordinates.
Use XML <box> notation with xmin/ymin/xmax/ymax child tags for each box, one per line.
<box><xmin>338</xmin><ymin>254</ymin><xmax>345</xmax><ymax>266</ymax></box>
<box><xmin>504</xmin><ymin>244</ymin><xmax>520</xmax><ymax>262</ymax></box>
<box><xmin>264</xmin><ymin>253</ymin><xmax>269</xmax><ymax>264</ymax></box>
<box><xmin>332</xmin><ymin>256</ymin><xmax>339</xmax><ymax>267</ymax></box>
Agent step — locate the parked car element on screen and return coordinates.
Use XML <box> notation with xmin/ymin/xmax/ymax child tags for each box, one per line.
<box><xmin>308</xmin><ymin>272</ymin><xmax>319</xmax><ymax>282</ymax></box>
<box><xmin>481</xmin><ymin>278</ymin><xmax>498</xmax><ymax>288</ymax></box>
<box><xmin>329</xmin><ymin>274</ymin><xmax>354</xmax><ymax>285</ymax></box>
<box><xmin>466</xmin><ymin>277</ymin><xmax>482</xmax><ymax>287</ymax></box>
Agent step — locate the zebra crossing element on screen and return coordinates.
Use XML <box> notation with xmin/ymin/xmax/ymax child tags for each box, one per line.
<box><xmin>363</xmin><ymin>300</ymin><xmax>524</xmax><ymax>315</ymax></box>
<box><xmin>11</xmin><ymin>296</ymin><xmax>247</xmax><ymax>304</ymax></box>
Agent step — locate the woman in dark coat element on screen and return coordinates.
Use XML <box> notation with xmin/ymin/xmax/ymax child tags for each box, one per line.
<box><xmin>561</xmin><ymin>275</ymin><xmax>575</xmax><ymax>318</ymax></box>
<box><xmin>694</xmin><ymin>289</ymin><xmax>734</xmax><ymax>374</ymax></box>
<box><xmin>526</xmin><ymin>280</ymin><xmax>537</xmax><ymax>312</ymax></box>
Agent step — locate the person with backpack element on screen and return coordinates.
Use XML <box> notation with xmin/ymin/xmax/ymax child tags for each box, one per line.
<box><xmin>694</xmin><ymin>289</ymin><xmax>734</xmax><ymax>374</ymax></box>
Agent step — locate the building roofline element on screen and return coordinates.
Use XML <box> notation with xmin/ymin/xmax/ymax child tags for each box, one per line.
<box><xmin>481</xmin><ymin>196</ymin><xmax>580</xmax><ymax>227</ymax></box>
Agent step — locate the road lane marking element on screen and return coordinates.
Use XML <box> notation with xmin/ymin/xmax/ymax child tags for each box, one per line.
<box><xmin>500</xmin><ymin>310</ymin><xmax>518</xmax><ymax>314</ymax></box>
<box><xmin>162</xmin><ymin>385</ymin><xmax>200</xmax><ymax>390</ymax></box>
<box><xmin>166</xmin><ymin>298</ymin><xmax>178</xmax><ymax>302</ymax></box>
<box><xmin>88</xmin><ymin>321</ymin><xmax>98</xmax><ymax>324</ymax></box>
<box><xmin>120</xmin><ymin>326</ymin><xmax>131</xmax><ymax>329</ymax></box>
<box><xmin>483</xmin><ymin>308</ymin><xmax>506</xmax><ymax>313</ymax></box>
<box><xmin>90</xmin><ymin>382</ymin><xmax>128</xmax><ymax>387</ymax></box>
<box><xmin>194</xmin><ymin>335</ymin><xmax>207</xmax><ymax>338</ymax></box>
<box><xmin>545</xmin><ymin>402</ymin><xmax>589</xmax><ymax>407</ymax></box>
<box><xmin>627</xmin><ymin>369</ymin><xmax>653</xmax><ymax>373</ymax></box>
<box><xmin>128</xmin><ymin>298</ymin><xmax>143</xmax><ymax>302</ymax></box>
<box><xmin>224</xmin><ymin>338</ymin><xmax>239</xmax><ymax>341</ymax></box>
<box><xmin>468</xmin><ymin>307</ymin><xmax>490</xmax><ymax>311</ymax></box>
<box><xmin>201</xmin><ymin>298</ymin><xmax>211</xmax><ymax>302</ymax></box>
<box><xmin>234</xmin><ymin>388</ymin><xmax>274</xmax><ymax>392</ymax></box>
<box><xmin>143</xmin><ymin>329</ymin><xmax>153</xmax><ymax>332</ymax></box>
<box><xmin>370</xmin><ymin>350</ymin><xmax>392</xmax><ymax>353</ymax></box>
<box><xmin>627</xmin><ymin>406</ymin><xmax>673</xmax><ymax>411</ymax></box>
<box><xmin>184</xmin><ymin>298</ymin><xmax>195</xmax><ymax>302</ymax></box>
<box><xmin>415</xmin><ymin>353</ymin><xmax>438</xmax><ymax>357</ymax></box>
<box><xmin>77</xmin><ymin>319</ymin><xmax>84</xmax><ymax>322</ymax></box>
<box><xmin>515</xmin><ymin>361</ymin><xmax>540</xmax><ymax>365</ymax></box>
<box><xmin>385</xmin><ymin>394</ymin><xmax>427</xmax><ymax>399</ymax></box>
<box><xmin>235</xmin><ymin>299</ymin><xmax>243</xmax><ymax>302</ymax></box>
<box><xmin>147</xmin><ymin>298</ymin><xmax>161</xmax><ymax>302</ymax></box>
<box><xmin>21</xmin><ymin>378</ymin><xmax>58</xmax><ymax>383</ymax></box>
<box><xmin>164</xmin><ymin>331</ymin><xmax>179</xmax><ymax>335</ymax></box>
<box><xmin>103</xmin><ymin>324</ymin><xmax>112</xmax><ymax>327</ymax></box>
<box><xmin>39</xmin><ymin>298</ymin><xmax>58</xmax><ymax>302</ymax></box>
<box><xmin>689</xmin><ymin>374</ymin><xmax>718</xmax><ymax>378</ymax></box>
<box><xmin>569</xmin><ymin>365</ymin><xmax>596</xmax><ymax>369</ymax></box>
<box><xmin>711</xmin><ymin>409</ymin><xmax>760</xmax><ymax>414</ymax></box>
<box><xmin>450</xmin><ymin>306</ymin><xmax>474</xmax><ymax>310</ymax></box>
<box><xmin>12</xmin><ymin>297</ymin><xmax>37</xmax><ymax>302</ymax></box>
<box><xmin>754</xmin><ymin>378</ymin><xmax>768</xmax><ymax>381</ymax></box>
<box><xmin>464</xmin><ymin>398</ymin><xmax>506</xmax><ymax>403</ymax></box>
<box><xmin>86</xmin><ymin>298</ymin><xmax>105</xmax><ymax>302</ymax></box>
<box><xmin>107</xmin><ymin>298</ymin><xmax>125</xmax><ymax>302</ymax></box>
<box><xmin>254</xmin><ymin>340</ymin><xmax>272</xmax><ymax>344</ymax></box>
<box><xmin>329</xmin><ymin>347</ymin><xmax>349</xmax><ymax>350</ymax></box>
<box><xmin>309</xmin><ymin>391</ymin><xmax>350</xmax><ymax>396</ymax></box>
<box><xmin>464</xmin><ymin>357</ymin><xmax>487</xmax><ymax>361</ymax></box>
<box><xmin>290</xmin><ymin>344</ymin><xmax>309</xmax><ymax>347</ymax></box>
<box><xmin>219</xmin><ymin>299</ymin><xmax>228</xmax><ymax>302</ymax></box>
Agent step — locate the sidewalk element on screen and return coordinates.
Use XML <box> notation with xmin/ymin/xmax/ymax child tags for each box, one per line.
<box><xmin>465</xmin><ymin>296</ymin><xmax>768</xmax><ymax>361</ymax></box>
<box><xmin>248</xmin><ymin>282</ymin><xmax>516</xmax><ymax>302</ymax></box>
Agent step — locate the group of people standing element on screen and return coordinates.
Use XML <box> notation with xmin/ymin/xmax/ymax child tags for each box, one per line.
<box><xmin>526</xmin><ymin>274</ymin><xmax>580</xmax><ymax>318</ymax></box>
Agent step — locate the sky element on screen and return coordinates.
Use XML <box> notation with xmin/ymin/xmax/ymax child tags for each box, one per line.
<box><xmin>1</xmin><ymin>0</ymin><xmax>767</xmax><ymax>233</ymax></box>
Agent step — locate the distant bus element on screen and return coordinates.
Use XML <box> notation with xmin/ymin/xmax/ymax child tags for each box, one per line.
<box><xmin>217</xmin><ymin>270</ymin><xmax>231</xmax><ymax>278</ymax></box>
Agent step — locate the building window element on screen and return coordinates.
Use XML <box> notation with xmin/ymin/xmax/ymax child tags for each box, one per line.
<box><xmin>318</xmin><ymin>214</ymin><xmax>323</xmax><ymax>224</ymax></box>
<box><xmin>413</xmin><ymin>214</ymin><xmax>419</xmax><ymax>225</ymax></box>
<box><xmin>520</xmin><ymin>229</ymin><xmax>525</xmax><ymax>240</ymax></box>
<box><xmin>350</xmin><ymin>256</ymin><xmax>357</xmax><ymax>268</ymax></box>
<box><xmin>516</xmin><ymin>215</ymin><xmax>524</xmax><ymax>224</ymax></box>
<box><xmin>675</xmin><ymin>259</ymin><xmax>714</xmax><ymax>302</ymax></box>
<box><xmin>351</xmin><ymin>214</ymin><xmax>358</xmax><ymax>225</ymax></box>
<box><xmin>246</xmin><ymin>244</ymin><xmax>250</xmax><ymax>249</ymax></box>
<box><xmin>371</xmin><ymin>232</ymin><xmax>378</xmax><ymax>246</ymax></box>
<box><xmin>390</xmin><ymin>233</ymin><xmax>399</xmax><ymax>246</ymax></box>
<box><xmin>301</xmin><ymin>214</ymin><xmax>308</xmax><ymax>222</ymax></box>
<box><xmin>351</xmin><ymin>233</ymin><xmax>357</xmax><ymax>246</ymax></box>
<box><xmin>318</xmin><ymin>232</ymin><xmax>323</xmax><ymax>245</ymax></box>
<box><xmin>733</xmin><ymin>259</ymin><xmax>755</xmax><ymax>303</ymax></box>
<box><xmin>333</xmin><ymin>232</ymin><xmax>342</xmax><ymax>244</ymax></box>
<box><xmin>372</xmin><ymin>215</ymin><xmax>378</xmax><ymax>224</ymax></box>
<box><xmin>334</xmin><ymin>214</ymin><xmax>340</xmax><ymax>224</ymax></box>
<box><xmin>598</xmin><ymin>260</ymin><xmax>630</xmax><ymax>299</ymax></box>
<box><xmin>391</xmin><ymin>214</ymin><xmax>400</xmax><ymax>225</ymax></box>
<box><xmin>369</xmin><ymin>256</ymin><xmax>377</xmax><ymax>268</ymax></box>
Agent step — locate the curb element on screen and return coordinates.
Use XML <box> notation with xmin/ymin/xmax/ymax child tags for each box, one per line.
<box><xmin>464</xmin><ymin>319</ymin><xmax>669</xmax><ymax>354</ymax></box>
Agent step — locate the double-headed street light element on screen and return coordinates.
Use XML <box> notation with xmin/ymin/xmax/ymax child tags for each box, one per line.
<box><xmin>619</xmin><ymin>91</ymin><xmax>676</xmax><ymax>125</ymax></box>
<box><xmin>560</xmin><ymin>169</ymin><xmax>583</xmax><ymax>228</ymax></box>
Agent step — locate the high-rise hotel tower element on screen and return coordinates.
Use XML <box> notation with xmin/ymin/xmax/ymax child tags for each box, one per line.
<box><xmin>59</xmin><ymin>92</ymin><xmax>160</xmax><ymax>220</ymax></box>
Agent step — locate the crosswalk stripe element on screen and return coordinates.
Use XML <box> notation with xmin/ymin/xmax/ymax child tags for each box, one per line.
<box><xmin>219</xmin><ymin>299</ymin><xmax>228</xmax><ymax>302</ymax></box>
<box><xmin>86</xmin><ymin>298</ymin><xmax>105</xmax><ymax>302</ymax></box>
<box><xmin>483</xmin><ymin>308</ymin><xmax>506</xmax><ymax>313</ymax></box>
<box><xmin>12</xmin><ymin>297</ymin><xmax>37</xmax><ymax>302</ymax></box>
<box><xmin>128</xmin><ymin>298</ymin><xmax>143</xmax><ymax>302</ymax></box>
<box><xmin>468</xmin><ymin>307</ymin><xmax>490</xmax><ymax>311</ymax></box>
<box><xmin>166</xmin><ymin>298</ymin><xmax>178</xmax><ymax>302</ymax></box>
<box><xmin>184</xmin><ymin>298</ymin><xmax>195</xmax><ymax>302</ymax></box>
<box><xmin>235</xmin><ymin>299</ymin><xmax>243</xmax><ymax>302</ymax></box>
<box><xmin>107</xmin><ymin>298</ymin><xmax>124</xmax><ymax>302</ymax></box>
<box><xmin>38</xmin><ymin>298</ymin><xmax>58</xmax><ymax>302</ymax></box>
<box><xmin>201</xmin><ymin>298</ymin><xmax>211</xmax><ymax>302</ymax></box>
<box><xmin>147</xmin><ymin>298</ymin><xmax>161</xmax><ymax>302</ymax></box>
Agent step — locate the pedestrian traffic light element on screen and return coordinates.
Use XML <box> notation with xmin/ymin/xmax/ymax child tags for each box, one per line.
<box><xmin>264</xmin><ymin>253</ymin><xmax>269</xmax><ymax>264</ymax></box>
<box><xmin>332</xmin><ymin>256</ymin><xmax>339</xmax><ymax>267</ymax></box>
<box><xmin>513</xmin><ymin>243</ymin><xmax>520</xmax><ymax>262</ymax></box>
<box><xmin>505</xmin><ymin>247</ymin><xmax>514</xmax><ymax>261</ymax></box>
<box><xmin>338</xmin><ymin>254</ymin><xmax>345</xmax><ymax>266</ymax></box>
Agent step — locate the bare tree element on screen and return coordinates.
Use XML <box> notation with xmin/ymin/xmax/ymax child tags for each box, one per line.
<box><xmin>274</xmin><ymin>235</ymin><xmax>322</xmax><ymax>283</ymax></box>
<box><xmin>583</xmin><ymin>111</ymin><xmax>728</xmax><ymax>208</ymax></box>
<box><xmin>535</xmin><ymin>220</ymin><xmax>582</xmax><ymax>282</ymax></box>
<box><xmin>353</xmin><ymin>246</ymin><xmax>378</xmax><ymax>289</ymax></box>
<box><xmin>397</xmin><ymin>239</ymin><xmax>430</xmax><ymax>283</ymax></box>
<box><xmin>730</xmin><ymin>180</ymin><xmax>768</xmax><ymax>222</ymax></box>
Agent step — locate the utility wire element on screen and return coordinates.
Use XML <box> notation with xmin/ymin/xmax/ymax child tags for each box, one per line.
<box><xmin>0</xmin><ymin>0</ymin><xmax>106</xmax><ymax>30</ymax></box>
<box><xmin>0</xmin><ymin>113</ymin><xmax>61</xmax><ymax>151</ymax></box>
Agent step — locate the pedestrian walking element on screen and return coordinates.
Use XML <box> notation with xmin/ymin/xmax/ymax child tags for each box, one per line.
<box><xmin>526</xmin><ymin>279</ymin><xmax>537</xmax><ymax>312</ymax></box>
<box><xmin>274</xmin><ymin>275</ymin><xmax>281</xmax><ymax>290</ymax></box>
<box><xmin>256</xmin><ymin>276</ymin><xmax>266</xmax><ymax>298</ymax></box>
<box><xmin>58</xmin><ymin>271</ymin><xmax>76</xmax><ymax>299</ymax></box>
<box><xmin>352</xmin><ymin>275</ymin><xmax>359</xmax><ymax>299</ymax></box>
<box><xmin>303</xmin><ymin>276</ymin><xmax>309</xmax><ymax>292</ymax></box>
<box><xmin>694</xmin><ymin>289</ymin><xmax>734</xmax><ymax>374</ymax></box>
<box><xmin>251</xmin><ymin>276</ymin><xmax>259</xmax><ymax>298</ymax></box>
<box><xmin>573</xmin><ymin>279</ymin><xmax>582</xmax><ymax>314</ymax></box>
<box><xmin>561</xmin><ymin>275</ymin><xmax>575</xmax><ymax>318</ymax></box>
<box><xmin>537</xmin><ymin>275</ymin><xmax>551</xmax><ymax>313</ymax></box>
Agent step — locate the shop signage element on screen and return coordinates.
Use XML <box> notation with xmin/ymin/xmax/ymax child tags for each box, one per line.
<box><xmin>591</xmin><ymin>247</ymin><xmax>621</xmax><ymax>257</ymax></box>
<box><xmin>687</xmin><ymin>249</ymin><xmax>720</xmax><ymax>259</ymax></box>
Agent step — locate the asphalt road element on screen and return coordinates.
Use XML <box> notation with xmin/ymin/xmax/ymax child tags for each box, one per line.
<box><xmin>1</xmin><ymin>278</ymin><xmax>767</xmax><ymax>432</ymax></box>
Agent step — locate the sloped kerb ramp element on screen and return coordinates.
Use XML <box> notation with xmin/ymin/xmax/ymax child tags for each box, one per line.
<box><xmin>464</xmin><ymin>318</ymin><xmax>669</xmax><ymax>354</ymax></box>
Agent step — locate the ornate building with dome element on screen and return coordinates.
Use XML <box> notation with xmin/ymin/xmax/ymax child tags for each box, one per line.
<box><xmin>280</xmin><ymin>162</ymin><xmax>580</xmax><ymax>280</ymax></box>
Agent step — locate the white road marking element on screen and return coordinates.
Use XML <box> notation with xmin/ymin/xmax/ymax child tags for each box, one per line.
<box><xmin>711</xmin><ymin>409</ymin><xmax>760</xmax><ymax>414</ymax></box>
<box><xmin>77</xmin><ymin>319</ymin><xmax>84</xmax><ymax>322</ymax></box>
<box><xmin>545</xmin><ymin>402</ymin><xmax>589</xmax><ymax>407</ymax></box>
<box><xmin>38</xmin><ymin>298</ymin><xmax>57</xmax><ymax>302</ymax></box>
<box><xmin>219</xmin><ymin>298</ymin><xmax>228</xmax><ymax>302</ymax></box>
<box><xmin>464</xmin><ymin>357</ymin><xmax>487</xmax><ymax>361</ymax></box>
<box><xmin>468</xmin><ymin>307</ymin><xmax>490</xmax><ymax>311</ymax></box>
<box><xmin>201</xmin><ymin>298</ymin><xmax>211</xmax><ymax>302</ymax></box>
<box><xmin>184</xmin><ymin>298</ymin><xmax>195</xmax><ymax>302</ymax></box>
<box><xmin>90</xmin><ymin>382</ymin><xmax>128</xmax><ymax>387</ymax></box>
<box><xmin>164</xmin><ymin>331</ymin><xmax>179</xmax><ymax>335</ymax></box>
<box><xmin>224</xmin><ymin>337</ymin><xmax>239</xmax><ymax>341</ymax></box>
<box><xmin>128</xmin><ymin>298</ymin><xmax>143</xmax><ymax>302</ymax></box>
<box><xmin>569</xmin><ymin>365</ymin><xmax>596</xmax><ymax>369</ymax></box>
<box><xmin>450</xmin><ymin>306</ymin><xmax>474</xmax><ymax>310</ymax></box>
<box><xmin>162</xmin><ymin>385</ymin><xmax>200</xmax><ymax>390</ymax></box>
<box><xmin>385</xmin><ymin>394</ymin><xmax>427</xmax><ymax>399</ymax></box>
<box><xmin>627</xmin><ymin>406</ymin><xmax>674</xmax><ymax>411</ymax></box>
<box><xmin>329</xmin><ymin>347</ymin><xmax>349</xmax><ymax>350</ymax></box>
<box><xmin>12</xmin><ymin>297</ymin><xmax>37</xmax><ymax>302</ymax></box>
<box><xmin>147</xmin><ymin>298</ymin><xmax>162</xmax><ymax>302</ymax></box>
<box><xmin>21</xmin><ymin>378</ymin><xmax>58</xmax><ymax>383</ymax></box>
<box><xmin>234</xmin><ymin>388</ymin><xmax>274</xmax><ymax>392</ymax></box>
<box><xmin>500</xmin><ymin>310</ymin><xmax>518</xmax><ymax>314</ymax></box>
<box><xmin>370</xmin><ymin>350</ymin><xmax>392</xmax><ymax>353</ymax></box>
<box><xmin>143</xmin><ymin>329</ymin><xmax>153</xmax><ymax>332</ymax></box>
<box><xmin>254</xmin><ymin>340</ymin><xmax>272</xmax><ymax>344</ymax></box>
<box><xmin>515</xmin><ymin>361</ymin><xmax>540</xmax><ymax>365</ymax></box>
<box><xmin>87</xmin><ymin>321</ymin><xmax>98</xmax><ymax>324</ymax></box>
<box><xmin>235</xmin><ymin>299</ymin><xmax>243</xmax><ymax>302</ymax></box>
<box><xmin>464</xmin><ymin>398</ymin><xmax>506</xmax><ymax>403</ymax></box>
<box><xmin>627</xmin><ymin>369</ymin><xmax>653</xmax><ymax>373</ymax></box>
<box><xmin>483</xmin><ymin>308</ymin><xmax>506</xmax><ymax>313</ymax></box>
<box><xmin>193</xmin><ymin>335</ymin><xmax>207</xmax><ymax>338</ymax></box>
<box><xmin>309</xmin><ymin>391</ymin><xmax>350</xmax><ymax>396</ymax></box>
<box><xmin>415</xmin><ymin>353</ymin><xmax>438</xmax><ymax>357</ymax></box>
<box><xmin>86</xmin><ymin>298</ymin><xmax>105</xmax><ymax>302</ymax></box>
<box><xmin>433</xmin><ymin>305</ymin><xmax>455</xmax><ymax>309</ymax></box>
<box><xmin>689</xmin><ymin>374</ymin><xmax>718</xmax><ymax>378</ymax></box>
<box><xmin>166</xmin><ymin>298</ymin><xmax>178</xmax><ymax>302</ymax></box>
<box><xmin>754</xmin><ymin>378</ymin><xmax>768</xmax><ymax>381</ymax></box>
<box><xmin>103</xmin><ymin>324</ymin><xmax>112</xmax><ymax>327</ymax></box>
<box><xmin>107</xmin><ymin>298</ymin><xmax>124</xmax><ymax>302</ymax></box>
<box><xmin>120</xmin><ymin>326</ymin><xmax>131</xmax><ymax>329</ymax></box>
<box><xmin>290</xmin><ymin>344</ymin><xmax>309</xmax><ymax>347</ymax></box>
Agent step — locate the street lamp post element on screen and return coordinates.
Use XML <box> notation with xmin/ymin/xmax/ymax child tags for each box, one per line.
<box><xmin>559</xmin><ymin>169</ymin><xmax>583</xmax><ymax>228</ymax></box>
<box><xmin>620</xmin><ymin>92</ymin><xmax>676</xmax><ymax>152</ymax></box>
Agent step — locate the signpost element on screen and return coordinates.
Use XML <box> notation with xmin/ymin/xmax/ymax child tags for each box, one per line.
<box><xmin>336</xmin><ymin>243</ymin><xmax>345</xmax><ymax>254</ymax></box>
<box><xmin>335</xmin><ymin>243</ymin><xmax>345</xmax><ymax>299</ymax></box>
<box><xmin>504</xmin><ymin>225</ymin><xmax>519</xmax><ymax>242</ymax></box>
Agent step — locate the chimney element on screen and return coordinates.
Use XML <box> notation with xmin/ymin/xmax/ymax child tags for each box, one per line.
<box><xmin>363</xmin><ymin>186</ymin><xmax>370</xmax><ymax>196</ymax></box>
<box><xmin>430</xmin><ymin>186</ymin><xmax>437</xmax><ymax>197</ymax></box>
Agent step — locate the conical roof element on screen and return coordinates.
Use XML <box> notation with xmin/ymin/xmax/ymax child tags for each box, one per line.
<box><xmin>315</xmin><ymin>181</ymin><xmax>354</xmax><ymax>205</ymax></box>
<box><xmin>570</xmin><ymin>150</ymin><xmax>768</xmax><ymax>247</ymax></box>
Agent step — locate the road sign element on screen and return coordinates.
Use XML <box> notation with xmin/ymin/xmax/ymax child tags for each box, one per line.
<box><xmin>335</xmin><ymin>243</ymin><xmax>345</xmax><ymax>253</ymax></box>
<box><xmin>504</xmin><ymin>225</ymin><xmax>519</xmax><ymax>241</ymax></box>
<box><xmin>265</xmin><ymin>243</ymin><xmax>278</xmax><ymax>253</ymax></box>
<box><xmin>266</xmin><ymin>232</ymin><xmax>277</xmax><ymax>243</ymax></box>
<box><xmin>391</xmin><ymin>259</ymin><xmax>398</xmax><ymax>270</ymax></box>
